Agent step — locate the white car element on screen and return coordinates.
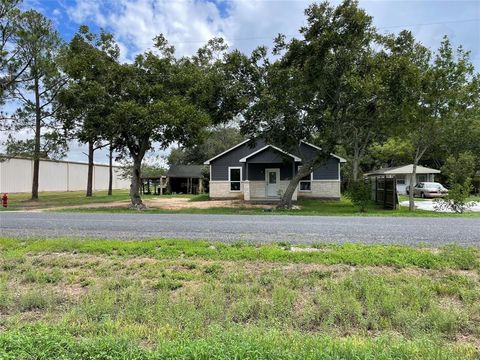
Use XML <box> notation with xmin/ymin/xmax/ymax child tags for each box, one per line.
<box><xmin>406</xmin><ymin>182</ymin><xmax>448</xmax><ymax>198</ymax></box>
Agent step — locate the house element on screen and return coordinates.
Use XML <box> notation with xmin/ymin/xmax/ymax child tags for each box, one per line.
<box><xmin>204</xmin><ymin>139</ymin><xmax>346</xmax><ymax>201</ymax></box>
<box><xmin>365</xmin><ymin>164</ymin><xmax>441</xmax><ymax>195</ymax></box>
<box><xmin>166</xmin><ymin>165</ymin><xmax>205</xmax><ymax>194</ymax></box>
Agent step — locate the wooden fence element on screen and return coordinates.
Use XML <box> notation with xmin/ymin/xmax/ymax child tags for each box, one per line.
<box><xmin>372</xmin><ymin>176</ymin><xmax>398</xmax><ymax>210</ymax></box>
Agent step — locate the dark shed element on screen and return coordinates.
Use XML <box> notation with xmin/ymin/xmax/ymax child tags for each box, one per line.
<box><xmin>167</xmin><ymin>165</ymin><xmax>205</xmax><ymax>194</ymax></box>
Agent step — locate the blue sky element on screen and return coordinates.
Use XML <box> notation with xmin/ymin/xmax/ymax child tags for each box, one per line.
<box><xmin>28</xmin><ymin>0</ymin><xmax>480</xmax><ymax>66</ymax></box>
<box><xmin>15</xmin><ymin>0</ymin><xmax>480</xmax><ymax>162</ymax></box>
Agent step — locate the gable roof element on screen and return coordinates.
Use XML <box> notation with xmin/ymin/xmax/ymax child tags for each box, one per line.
<box><xmin>239</xmin><ymin>145</ymin><xmax>302</xmax><ymax>163</ymax></box>
<box><xmin>204</xmin><ymin>139</ymin><xmax>347</xmax><ymax>164</ymax></box>
<box><xmin>167</xmin><ymin>165</ymin><xmax>204</xmax><ymax>178</ymax></box>
<box><xmin>365</xmin><ymin>164</ymin><xmax>441</xmax><ymax>176</ymax></box>
<box><xmin>203</xmin><ymin>139</ymin><xmax>250</xmax><ymax>165</ymax></box>
<box><xmin>300</xmin><ymin>141</ymin><xmax>347</xmax><ymax>163</ymax></box>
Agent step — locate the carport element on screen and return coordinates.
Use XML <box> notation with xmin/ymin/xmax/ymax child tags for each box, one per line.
<box><xmin>167</xmin><ymin>165</ymin><xmax>205</xmax><ymax>194</ymax></box>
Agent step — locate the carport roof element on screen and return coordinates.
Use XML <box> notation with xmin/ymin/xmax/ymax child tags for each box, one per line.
<box><xmin>365</xmin><ymin>164</ymin><xmax>441</xmax><ymax>176</ymax></box>
<box><xmin>167</xmin><ymin>165</ymin><xmax>204</xmax><ymax>178</ymax></box>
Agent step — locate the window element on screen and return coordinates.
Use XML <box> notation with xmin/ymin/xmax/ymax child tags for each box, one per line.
<box><xmin>396</xmin><ymin>175</ymin><xmax>406</xmax><ymax>185</ymax></box>
<box><xmin>298</xmin><ymin>166</ymin><xmax>312</xmax><ymax>192</ymax></box>
<box><xmin>229</xmin><ymin>167</ymin><xmax>242</xmax><ymax>191</ymax></box>
<box><xmin>268</xmin><ymin>171</ymin><xmax>277</xmax><ymax>184</ymax></box>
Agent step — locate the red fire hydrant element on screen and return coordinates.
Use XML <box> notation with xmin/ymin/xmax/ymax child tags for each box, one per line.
<box><xmin>2</xmin><ymin>193</ymin><xmax>7</xmax><ymax>208</ymax></box>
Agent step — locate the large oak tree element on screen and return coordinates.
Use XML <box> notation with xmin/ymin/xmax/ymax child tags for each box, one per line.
<box><xmin>237</xmin><ymin>0</ymin><xmax>384</xmax><ymax>208</ymax></box>
<box><xmin>385</xmin><ymin>32</ymin><xmax>479</xmax><ymax>211</ymax></box>
<box><xmin>111</xmin><ymin>36</ymin><xmax>240</xmax><ymax>208</ymax></box>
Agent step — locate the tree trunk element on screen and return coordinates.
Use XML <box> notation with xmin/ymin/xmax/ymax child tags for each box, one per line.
<box><xmin>108</xmin><ymin>143</ymin><xmax>113</xmax><ymax>196</ymax></box>
<box><xmin>409</xmin><ymin>146</ymin><xmax>427</xmax><ymax>212</ymax></box>
<box><xmin>352</xmin><ymin>136</ymin><xmax>360</xmax><ymax>182</ymax></box>
<box><xmin>352</xmin><ymin>156</ymin><xmax>360</xmax><ymax>182</ymax></box>
<box><xmin>31</xmin><ymin>75</ymin><xmax>41</xmax><ymax>200</ymax></box>
<box><xmin>409</xmin><ymin>160</ymin><xmax>417</xmax><ymax>211</ymax></box>
<box><xmin>86</xmin><ymin>141</ymin><xmax>94</xmax><ymax>197</ymax></box>
<box><xmin>277</xmin><ymin>164</ymin><xmax>312</xmax><ymax>209</ymax></box>
<box><xmin>130</xmin><ymin>155</ymin><xmax>145</xmax><ymax>209</ymax></box>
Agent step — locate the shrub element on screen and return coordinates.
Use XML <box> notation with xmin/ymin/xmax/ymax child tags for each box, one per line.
<box><xmin>345</xmin><ymin>181</ymin><xmax>371</xmax><ymax>212</ymax></box>
<box><xmin>434</xmin><ymin>180</ymin><xmax>474</xmax><ymax>213</ymax></box>
<box><xmin>441</xmin><ymin>152</ymin><xmax>476</xmax><ymax>185</ymax></box>
<box><xmin>435</xmin><ymin>152</ymin><xmax>477</xmax><ymax>213</ymax></box>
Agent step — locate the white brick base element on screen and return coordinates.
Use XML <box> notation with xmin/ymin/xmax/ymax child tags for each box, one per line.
<box><xmin>209</xmin><ymin>181</ymin><xmax>244</xmax><ymax>199</ymax></box>
<box><xmin>209</xmin><ymin>180</ymin><xmax>340</xmax><ymax>200</ymax></box>
<box><xmin>298</xmin><ymin>180</ymin><xmax>341</xmax><ymax>199</ymax></box>
<box><xmin>244</xmin><ymin>180</ymin><xmax>298</xmax><ymax>200</ymax></box>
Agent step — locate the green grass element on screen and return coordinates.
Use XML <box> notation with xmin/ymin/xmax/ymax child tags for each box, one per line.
<box><xmin>61</xmin><ymin>197</ymin><xmax>480</xmax><ymax>217</ymax></box>
<box><xmin>0</xmin><ymin>190</ymin><xmax>194</xmax><ymax>211</ymax></box>
<box><xmin>1</xmin><ymin>238</ymin><xmax>479</xmax><ymax>358</ymax></box>
<box><xmin>2</xmin><ymin>190</ymin><xmax>479</xmax><ymax>217</ymax></box>
<box><xmin>1</xmin><ymin>238</ymin><xmax>478</xmax><ymax>269</ymax></box>
<box><xmin>0</xmin><ymin>190</ymin><xmax>131</xmax><ymax>211</ymax></box>
<box><xmin>189</xmin><ymin>193</ymin><xmax>210</xmax><ymax>202</ymax></box>
<box><xmin>1</xmin><ymin>238</ymin><xmax>480</xmax><ymax>359</ymax></box>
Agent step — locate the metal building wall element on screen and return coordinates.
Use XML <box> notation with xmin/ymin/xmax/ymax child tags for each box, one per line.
<box><xmin>0</xmin><ymin>158</ymin><xmax>130</xmax><ymax>193</ymax></box>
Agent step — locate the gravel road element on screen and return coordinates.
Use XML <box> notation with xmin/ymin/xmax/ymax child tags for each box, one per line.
<box><xmin>1</xmin><ymin>212</ymin><xmax>479</xmax><ymax>245</ymax></box>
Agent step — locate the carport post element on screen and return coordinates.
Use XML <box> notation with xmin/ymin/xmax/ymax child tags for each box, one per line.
<box><xmin>383</xmin><ymin>176</ymin><xmax>387</xmax><ymax>209</ymax></box>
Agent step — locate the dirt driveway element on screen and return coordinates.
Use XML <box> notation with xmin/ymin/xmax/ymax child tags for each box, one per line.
<box><xmin>144</xmin><ymin>197</ymin><xmax>271</xmax><ymax>210</ymax></box>
<box><xmin>36</xmin><ymin>197</ymin><xmax>272</xmax><ymax>211</ymax></box>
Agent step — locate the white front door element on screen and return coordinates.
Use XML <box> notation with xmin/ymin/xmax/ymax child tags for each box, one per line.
<box><xmin>266</xmin><ymin>169</ymin><xmax>280</xmax><ymax>197</ymax></box>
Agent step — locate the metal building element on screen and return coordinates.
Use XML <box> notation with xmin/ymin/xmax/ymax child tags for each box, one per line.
<box><xmin>0</xmin><ymin>157</ymin><xmax>130</xmax><ymax>193</ymax></box>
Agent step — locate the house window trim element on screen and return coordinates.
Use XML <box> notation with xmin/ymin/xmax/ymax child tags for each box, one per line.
<box><xmin>298</xmin><ymin>166</ymin><xmax>313</xmax><ymax>192</ymax></box>
<box><xmin>228</xmin><ymin>166</ymin><xmax>242</xmax><ymax>192</ymax></box>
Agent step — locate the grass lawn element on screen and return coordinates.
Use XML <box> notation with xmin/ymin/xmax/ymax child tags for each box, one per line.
<box><xmin>63</xmin><ymin>196</ymin><xmax>480</xmax><ymax>217</ymax></box>
<box><xmin>0</xmin><ymin>190</ymin><xmax>192</xmax><ymax>211</ymax></box>
<box><xmin>0</xmin><ymin>237</ymin><xmax>479</xmax><ymax>359</ymax></box>
<box><xmin>2</xmin><ymin>190</ymin><xmax>479</xmax><ymax>217</ymax></box>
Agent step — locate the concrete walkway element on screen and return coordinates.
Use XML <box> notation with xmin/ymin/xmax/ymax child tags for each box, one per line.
<box><xmin>399</xmin><ymin>200</ymin><xmax>480</xmax><ymax>212</ymax></box>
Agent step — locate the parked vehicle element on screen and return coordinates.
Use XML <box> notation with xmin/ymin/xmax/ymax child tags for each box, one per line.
<box><xmin>406</xmin><ymin>182</ymin><xmax>448</xmax><ymax>198</ymax></box>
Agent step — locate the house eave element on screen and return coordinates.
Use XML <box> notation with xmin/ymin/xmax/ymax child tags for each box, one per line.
<box><xmin>300</xmin><ymin>141</ymin><xmax>347</xmax><ymax>163</ymax></box>
<box><xmin>203</xmin><ymin>139</ymin><xmax>250</xmax><ymax>164</ymax></box>
<box><xmin>238</xmin><ymin>145</ymin><xmax>302</xmax><ymax>163</ymax></box>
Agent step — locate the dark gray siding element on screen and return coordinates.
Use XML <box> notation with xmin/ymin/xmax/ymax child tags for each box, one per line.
<box><xmin>247</xmin><ymin>163</ymin><xmax>294</xmax><ymax>181</ymax></box>
<box><xmin>294</xmin><ymin>159</ymin><xmax>339</xmax><ymax>180</ymax></box>
<box><xmin>210</xmin><ymin>139</ymin><xmax>266</xmax><ymax>181</ymax></box>
<box><xmin>296</xmin><ymin>143</ymin><xmax>340</xmax><ymax>180</ymax></box>
<box><xmin>312</xmin><ymin>158</ymin><xmax>339</xmax><ymax>180</ymax></box>
<box><xmin>245</xmin><ymin>147</ymin><xmax>293</xmax><ymax>163</ymax></box>
<box><xmin>210</xmin><ymin>139</ymin><xmax>340</xmax><ymax>181</ymax></box>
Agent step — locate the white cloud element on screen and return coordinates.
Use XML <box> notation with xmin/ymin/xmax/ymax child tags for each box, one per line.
<box><xmin>59</xmin><ymin>0</ymin><xmax>479</xmax><ymax>163</ymax></box>
<box><xmin>64</xmin><ymin>0</ymin><xmax>479</xmax><ymax>67</ymax></box>
<box><xmin>66</xmin><ymin>0</ymin><xmax>106</xmax><ymax>27</ymax></box>
<box><xmin>65</xmin><ymin>0</ymin><xmax>313</xmax><ymax>59</ymax></box>
<box><xmin>66</xmin><ymin>0</ymin><xmax>227</xmax><ymax>58</ymax></box>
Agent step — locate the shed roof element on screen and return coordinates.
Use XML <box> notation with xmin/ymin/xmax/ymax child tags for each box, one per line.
<box><xmin>167</xmin><ymin>165</ymin><xmax>204</xmax><ymax>178</ymax></box>
<box><xmin>365</xmin><ymin>164</ymin><xmax>441</xmax><ymax>176</ymax></box>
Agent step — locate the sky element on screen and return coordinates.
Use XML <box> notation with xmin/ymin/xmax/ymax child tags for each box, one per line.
<box><xmin>8</xmin><ymin>0</ymin><xmax>480</xmax><ymax>164</ymax></box>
